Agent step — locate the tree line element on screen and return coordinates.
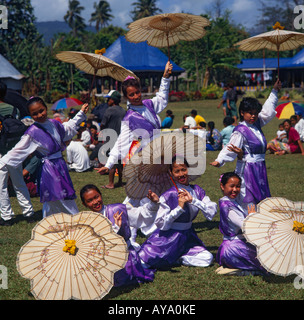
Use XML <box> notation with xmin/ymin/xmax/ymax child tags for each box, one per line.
<box><xmin>0</xmin><ymin>0</ymin><xmax>302</xmax><ymax>99</ymax></box>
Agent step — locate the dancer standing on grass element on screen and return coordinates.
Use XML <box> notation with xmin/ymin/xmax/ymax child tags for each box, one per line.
<box><xmin>95</xmin><ymin>61</ymin><xmax>173</xmax><ymax>248</ymax></box>
<box><xmin>0</xmin><ymin>97</ymin><xmax>89</xmax><ymax>218</ymax></box>
<box><xmin>210</xmin><ymin>79</ymin><xmax>281</xmax><ymax>210</ymax></box>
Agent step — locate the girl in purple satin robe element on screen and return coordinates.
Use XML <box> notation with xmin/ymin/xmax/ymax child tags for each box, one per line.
<box><xmin>80</xmin><ymin>184</ymin><xmax>156</xmax><ymax>287</ymax></box>
<box><xmin>95</xmin><ymin>61</ymin><xmax>173</xmax><ymax>249</ymax></box>
<box><xmin>138</xmin><ymin>157</ymin><xmax>217</xmax><ymax>269</ymax></box>
<box><xmin>216</xmin><ymin>172</ymin><xmax>266</xmax><ymax>275</ymax></box>
<box><xmin>0</xmin><ymin>97</ymin><xmax>89</xmax><ymax>217</ymax></box>
<box><xmin>210</xmin><ymin>80</ymin><xmax>281</xmax><ymax>210</ymax></box>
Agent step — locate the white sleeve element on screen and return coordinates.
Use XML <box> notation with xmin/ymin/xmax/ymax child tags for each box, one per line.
<box><xmin>191</xmin><ymin>195</ymin><xmax>217</xmax><ymax>221</ymax></box>
<box><xmin>151</xmin><ymin>77</ymin><xmax>171</xmax><ymax>114</ymax></box>
<box><xmin>80</xmin><ymin>131</ymin><xmax>91</xmax><ymax>146</ymax></box>
<box><xmin>62</xmin><ymin>110</ymin><xmax>86</xmax><ymax>140</ymax></box>
<box><xmin>228</xmin><ymin>209</ymin><xmax>244</xmax><ymax>232</ymax></box>
<box><xmin>215</xmin><ymin>131</ymin><xmax>244</xmax><ymax>166</ymax></box>
<box><xmin>0</xmin><ymin>134</ymin><xmax>39</xmax><ymax>169</ymax></box>
<box><xmin>126</xmin><ymin>200</ymin><xmax>159</xmax><ymax>229</ymax></box>
<box><xmin>105</xmin><ymin>121</ymin><xmax>133</xmax><ymax>169</ymax></box>
<box><xmin>258</xmin><ymin>89</ymin><xmax>278</xmax><ymax>127</ymax></box>
<box><xmin>154</xmin><ymin>196</ymin><xmax>185</xmax><ymax>231</ymax></box>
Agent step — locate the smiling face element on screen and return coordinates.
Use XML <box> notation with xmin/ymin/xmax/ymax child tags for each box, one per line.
<box><xmin>126</xmin><ymin>86</ymin><xmax>142</xmax><ymax>106</ymax></box>
<box><xmin>220</xmin><ymin>176</ymin><xmax>241</xmax><ymax>199</ymax></box>
<box><xmin>82</xmin><ymin>189</ymin><xmax>103</xmax><ymax>212</ymax></box>
<box><xmin>241</xmin><ymin>110</ymin><xmax>259</xmax><ymax>125</ymax></box>
<box><xmin>29</xmin><ymin>102</ymin><xmax>48</xmax><ymax>123</ymax></box>
<box><xmin>170</xmin><ymin>162</ymin><xmax>189</xmax><ymax>186</ymax></box>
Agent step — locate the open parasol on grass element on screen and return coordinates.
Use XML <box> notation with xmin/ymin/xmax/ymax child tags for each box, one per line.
<box><xmin>126</xmin><ymin>13</ymin><xmax>210</xmax><ymax>61</ymax></box>
<box><xmin>16</xmin><ymin>211</ymin><xmax>128</xmax><ymax>300</ymax></box>
<box><xmin>275</xmin><ymin>101</ymin><xmax>304</xmax><ymax>119</ymax></box>
<box><xmin>243</xmin><ymin>197</ymin><xmax>304</xmax><ymax>278</ymax></box>
<box><xmin>123</xmin><ymin>130</ymin><xmax>206</xmax><ymax>199</ymax></box>
<box><xmin>234</xmin><ymin>22</ymin><xmax>304</xmax><ymax>78</ymax></box>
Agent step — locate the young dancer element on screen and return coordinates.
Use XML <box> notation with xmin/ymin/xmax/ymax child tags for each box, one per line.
<box><xmin>216</xmin><ymin>172</ymin><xmax>267</xmax><ymax>276</ymax></box>
<box><xmin>138</xmin><ymin>156</ymin><xmax>217</xmax><ymax>269</ymax></box>
<box><xmin>210</xmin><ymin>79</ymin><xmax>281</xmax><ymax>210</ymax></box>
<box><xmin>0</xmin><ymin>97</ymin><xmax>89</xmax><ymax>217</ymax></box>
<box><xmin>80</xmin><ymin>184</ymin><xmax>159</xmax><ymax>287</ymax></box>
<box><xmin>96</xmin><ymin>61</ymin><xmax>173</xmax><ymax>247</ymax></box>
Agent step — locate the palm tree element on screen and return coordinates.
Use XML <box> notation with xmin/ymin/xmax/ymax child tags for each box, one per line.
<box><xmin>64</xmin><ymin>0</ymin><xmax>86</xmax><ymax>37</ymax></box>
<box><xmin>89</xmin><ymin>1</ymin><xmax>114</xmax><ymax>31</ymax></box>
<box><xmin>131</xmin><ymin>0</ymin><xmax>162</xmax><ymax>21</ymax></box>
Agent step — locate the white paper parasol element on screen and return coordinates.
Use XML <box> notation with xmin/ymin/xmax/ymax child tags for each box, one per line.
<box><xmin>56</xmin><ymin>50</ymin><xmax>138</xmax><ymax>82</ymax></box>
<box><xmin>126</xmin><ymin>13</ymin><xmax>210</xmax><ymax>60</ymax></box>
<box><xmin>243</xmin><ymin>197</ymin><xmax>304</xmax><ymax>277</ymax></box>
<box><xmin>123</xmin><ymin>130</ymin><xmax>206</xmax><ymax>199</ymax></box>
<box><xmin>16</xmin><ymin>211</ymin><xmax>128</xmax><ymax>300</ymax></box>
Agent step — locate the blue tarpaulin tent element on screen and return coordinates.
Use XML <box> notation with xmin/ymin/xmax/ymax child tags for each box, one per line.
<box><xmin>93</xmin><ymin>36</ymin><xmax>184</xmax><ymax>93</ymax></box>
<box><xmin>104</xmin><ymin>36</ymin><xmax>184</xmax><ymax>73</ymax></box>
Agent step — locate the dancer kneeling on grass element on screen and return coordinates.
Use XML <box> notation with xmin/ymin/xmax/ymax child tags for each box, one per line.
<box><xmin>138</xmin><ymin>156</ymin><xmax>217</xmax><ymax>269</ymax></box>
<box><xmin>216</xmin><ymin>172</ymin><xmax>267</xmax><ymax>276</ymax></box>
<box><xmin>80</xmin><ymin>184</ymin><xmax>159</xmax><ymax>287</ymax></box>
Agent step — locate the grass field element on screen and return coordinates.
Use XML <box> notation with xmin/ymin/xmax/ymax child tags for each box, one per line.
<box><xmin>1</xmin><ymin>95</ymin><xmax>304</xmax><ymax>301</ymax></box>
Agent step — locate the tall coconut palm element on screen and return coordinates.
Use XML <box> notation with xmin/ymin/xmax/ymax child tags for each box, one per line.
<box><xmin>131</xmin><ymin>0</ymin><xmax>162</xmax><ymax>21</ymax></box>
<box><xmin>89</xmin><ymin>1</ymin><xmax>114</xmax><ymax>31</ymax></box>
<box><xmin>64</xmin><ymin>0</ymin><xmax>86</xmax><ymax>37</ymax></box>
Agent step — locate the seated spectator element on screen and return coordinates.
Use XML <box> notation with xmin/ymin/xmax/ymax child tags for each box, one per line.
<box><xmin>276</xmin><ymin>123</ymin><xmax>288</xmax><ymax>143</ymax></box>
<box><xmin>206</xmin><ymin>121</ymin><xmax>222</xmax><ymax>151</ymax></box>
<box><xmin>220</xmin><ymin>116</ymin><xmax>235</xmax><ymax>147</ymax></box>
<box><xmin>181</xmin><ymin>114</ymin><xmax>197</xmax><ymax>130</ymax></box>
<box><xmin>280</xmin><ymin>91</ymin><xmax>289</xmax><ymax>100</ymax></box>
<box><xmin>76</xmin><ymin>122</ymin><xmax>92</xmax><ymax>147</ymax></box>
<box><xmin>65</xmin><ymin>140</ymin><xmax>91</xmax><ymax>172</ymax></box>
<box><xmin>191</xmin><ymin>109</ymin><xmax>206</xmax><ymax>126</ymax></box>
<box><xmin>267</xmin><ymin>119</ymin><xmax>304</xmax><ymax>155</ymax></box>
<box><xmin>161</xmin><ymin>109</ymin><xmax>174</xmax><ymax>129</ymax></box>
<box><xmin>86</xmin><ymin>115</ymin><xmax>100</xmax><ymax>133</ymax></box>
<box><xmin>290</xmin><ymin>112</ymin><xmax>304</xmax><ymax>142</ymax></box>
<box><xmin>53</xmin><ymin>112</ymin><xmax>63</xmax><ymax>123</ymax></box>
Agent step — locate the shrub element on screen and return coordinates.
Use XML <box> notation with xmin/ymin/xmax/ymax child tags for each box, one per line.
<box><xmin>200</xmin><ymin>84</ymin><xmax>224</xmax><ymax>99</ymax></box>
<box><xmin>169</xmin><ymin>90</ymin><xmax>188</xmax><ymax>102</ymax></box>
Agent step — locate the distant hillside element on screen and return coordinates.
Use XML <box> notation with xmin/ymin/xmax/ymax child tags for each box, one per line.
<box><xmin>35</xmin><ymin>21</ymin><xmax>96</xmax><ymax>45</ymax></box>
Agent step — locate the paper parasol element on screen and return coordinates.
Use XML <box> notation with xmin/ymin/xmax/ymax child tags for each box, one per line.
<box><xmin>126</xmin><ymin>13</ymin><xmax>210</xmax><ymax>60</ymax></box>
<box><xmin>234</xmin><ymin>22</ymin><xmax>304</xmax><ymax>78</ymax></box>
<box><xmin>123</xmin><ymin>130</ymin><xmax>206</xmax><ymax>199</ymax></box>
<box><xmin>243</xmin><ymin>197</ymin><xmax>304</xmax><ymax>277</ymax></box>
<box><xmin>56</xmin><ymin>50</ymin><xmax>138</xmax><ymax>82</ymax></box>
<box><xmin>16</xmin><ymin>211</ymin><xmax>128</xmax><ymax>300</ymax></box>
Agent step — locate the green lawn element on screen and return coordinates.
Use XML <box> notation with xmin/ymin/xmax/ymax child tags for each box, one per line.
<box><xmin>1</xmin><ymin>96</ymin><xmax>304</xmax><ymax>301</ymax></box>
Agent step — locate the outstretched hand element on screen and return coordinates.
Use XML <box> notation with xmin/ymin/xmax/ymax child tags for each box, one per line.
<box><xmin>273</xmin><ymin>79</ymin><xmax>282</xmax><ymax>92</ymax></box>
<box><xmin>81</xmin><ymin>103</ymin><xmax>89</xmax><ymax>114</ymax></box>
<box><xmin>227</xmin><ymin>144</ymin><xmax>243</xmax><ymax>160</ymax></box>
<box><xmin>113</xmin><ymin>211</ymin><xmax>123</xmax><ymax>228</ymax></box>
<box><xmin>94</xmin><ymin>166</ymin><xmax>109</xmax><ymax>175</ymax></box>
<box><xmin>147</xmin><ymin>190</ymin><xmax>159</xmax><ymax>203</ymax></box>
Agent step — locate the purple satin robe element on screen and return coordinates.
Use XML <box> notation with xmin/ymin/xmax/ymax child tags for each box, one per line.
<box><xmin>25</xmin><ymin>120</ymin><xmax>76</xmax><ymax>203</ymax></box>
<box><xmin>138</xmin><ymin>185</ymin><xmax>209</xmax><ymax>269</ymax></box>
<box><xmin>233</xmin><ymin>119</ymin><xmax>271</xmax><ymax>204</ymax></box>
<box><xmin>216</xmin><ymin>197</ymin><xmax>266</xmax><ymax>273</ymax></box>
<box><xmin>104</xmin><ymin>203</ymin><xmax>155</xmax><ymax>286</ymax></box>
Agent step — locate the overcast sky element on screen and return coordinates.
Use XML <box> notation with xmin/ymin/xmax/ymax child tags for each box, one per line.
<box><xmin>31</xmin><ymin>0</ymin><xmax>263</xmax><ymax>30</ymax></box>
